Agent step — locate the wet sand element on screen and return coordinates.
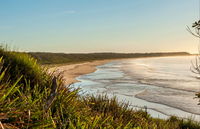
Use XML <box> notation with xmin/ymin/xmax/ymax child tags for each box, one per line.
<box><xmin>49</xmin><ymin>60</ymin><xmax>114</xmax><ymax>85</ymax></box>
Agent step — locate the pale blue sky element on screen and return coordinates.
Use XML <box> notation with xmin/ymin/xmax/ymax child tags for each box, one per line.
<box><xmin>0</xmin><ymin>0</ymin><xmax>199</xmax><ymax>53</ymax></box>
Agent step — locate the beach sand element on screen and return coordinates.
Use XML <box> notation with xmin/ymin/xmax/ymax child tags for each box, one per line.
<box><xmin>49</xmin><ymin>60</ymin><xmax>114</xmax><ymax>85</ymax></box>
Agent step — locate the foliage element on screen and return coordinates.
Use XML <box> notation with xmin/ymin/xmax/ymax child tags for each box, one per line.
<box><xmin>0</xmin><ymin>47</ymin><xmax>199</xmax><ymax>128</ymax></box>
<box><xmin>29</xmin><ymin>52</ymin><xmax>190</xmax><ymax>65</ymax></box>
<box><xmin>187</xmin><ymin>20</ymin><xmax>200</xmax><ymax>38</ymax></box>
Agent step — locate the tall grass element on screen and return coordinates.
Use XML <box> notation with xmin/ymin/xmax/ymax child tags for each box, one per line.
<box><xmin>0</xmin><ymin>47</ymin><xmax>199</xmax><ymax>128</ymax></box>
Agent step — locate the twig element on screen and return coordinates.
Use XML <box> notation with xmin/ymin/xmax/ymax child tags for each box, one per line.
<box><xmin>187</xmin><ymin>26</ymin><xmax>200</xmax><ymax>38</ymax></box>
<box><xmin>45</xmin><ymin>77</ymin><xmax>58</xmax><ymax>111</ymax></box>
<box><xmin>0</xmin><ymin>121</ymin><xmax>5</xmax><ymax>129</ymax></box>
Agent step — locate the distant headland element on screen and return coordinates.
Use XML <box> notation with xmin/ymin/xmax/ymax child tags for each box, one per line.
<box><xmin>29</xmin><ymin>52</ymin><xmax>191</xmax><ymax>65</ymax></box>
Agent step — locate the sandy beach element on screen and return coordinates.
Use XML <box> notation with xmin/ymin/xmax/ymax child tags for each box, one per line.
<box><xmin>49</xmin><ymin>60</ymin><xmax>114</xmax><ymax>85</ymax></box>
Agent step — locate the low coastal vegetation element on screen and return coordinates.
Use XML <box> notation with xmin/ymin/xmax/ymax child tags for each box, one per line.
<box><xmin>0</xmin><ymin>47</ymin><xmax>199</xmax><ymax>129</ymax></box>
<box><xmin>30</xmin><ymin>52</ymin><xmax>190</xmax><ymax>65</ymax></box>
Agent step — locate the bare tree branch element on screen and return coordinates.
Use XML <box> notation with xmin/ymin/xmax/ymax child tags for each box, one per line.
<box><xmin>189</xmin><ymin>20</ymin><xmax>200</xmax><ymax>104</ymax></box>
<box><xmin>187</xmin><ymin>26</ymin><xmax>200</xmax><ymax>38</ymax></box>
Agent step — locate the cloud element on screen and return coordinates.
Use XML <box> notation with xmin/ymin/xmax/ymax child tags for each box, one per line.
<box><xmin>53</xmin><ymin>10</ymin><xmax>77</xmax><ymax>17</ymax></box>
<box><xmin>54</xmin><ymin>10</ymin><xmax>77</xmax><ymax>16</ymax></box>
<box><xmin>62</xmin><ymin>10</ymin><xmax>76</xmax><ymax>14</ymax></box>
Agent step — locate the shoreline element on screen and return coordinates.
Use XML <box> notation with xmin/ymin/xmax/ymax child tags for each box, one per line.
<box><xmin>49</xmin><ymin>59</ymin><xmax>115</xmax><ymax>85</ymax></box>
<box><xmin>48</xmin><ymin>56</ymin><xmax>200</xmax><ymax>120</ymax></box>
<box><xmin>135</xmin><ymin>95</ymin><xmax>200</xmax><ymax>116</ymax></box>
<box><xmin>49</xmin><ymin>55</ymin><xmax>195</xmax><ymax>86</ymax></box>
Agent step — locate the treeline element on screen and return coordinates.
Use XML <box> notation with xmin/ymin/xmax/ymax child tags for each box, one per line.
<box><xmin>29</xmin><ymin>52</ymin><xmax>190</xmax><ymax>65</ymax></box>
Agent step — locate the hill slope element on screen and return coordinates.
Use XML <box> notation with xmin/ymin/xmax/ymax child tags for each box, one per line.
<box><xmin>0</xmin><ymin>48</ymin><xmax>199</xmax><ymax>128</ymax></box>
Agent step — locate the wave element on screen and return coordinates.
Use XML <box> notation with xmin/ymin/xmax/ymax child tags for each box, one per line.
<box><xmin>135</xmin><ymin>89</ymin><xmax>200</xmax><ymax>115</ymax></box>
<box><xmin>74</xmin><ymin>56</ymin><xmax>200</xmax><ymax>120</ymax></box>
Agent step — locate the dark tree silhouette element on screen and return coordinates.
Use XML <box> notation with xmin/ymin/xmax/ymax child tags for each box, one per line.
<box><xmin>187</xmin><ymin>20</ymin><xmax>200</xmax><ymax>38</ymax></box>
<box><xmin>188</xmin><ymin>20</ymin><xmax>200</xmax><ymax>104</ymax></box>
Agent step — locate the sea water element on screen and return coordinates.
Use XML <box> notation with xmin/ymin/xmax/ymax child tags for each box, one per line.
<box><xmin>72</xmin><ymin>56</ymin><xmax>200</xmax><ymax>121</ymax></box>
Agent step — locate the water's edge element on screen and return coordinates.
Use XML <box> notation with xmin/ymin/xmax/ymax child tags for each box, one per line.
<box><xmin>72</xmin><ymin>57</ymin><xmax>200</xmax><ymax>121</ymax></box>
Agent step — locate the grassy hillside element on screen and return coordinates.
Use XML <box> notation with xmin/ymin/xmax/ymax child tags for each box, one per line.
<box><xmin>29</xmin><ymin>52</ymin><xmax>190</xmax><ymax>65</ymax></box>
<box><xmin>0</xmin><ymin>48</ymin><xmax>199</xmax><ymax>128</ymax></box>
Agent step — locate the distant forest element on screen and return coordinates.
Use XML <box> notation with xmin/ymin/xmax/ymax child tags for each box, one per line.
<box><xmin>29</xmin><ymin>52</ymin><xmax>190</xmax><ymax>65</ymax></box>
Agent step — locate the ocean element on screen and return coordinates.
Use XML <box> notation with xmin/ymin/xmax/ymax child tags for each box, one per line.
<box><xmin>73</xmin><ymin>56</ymin><xmax>200</xmax><ymax>121</ymax></box>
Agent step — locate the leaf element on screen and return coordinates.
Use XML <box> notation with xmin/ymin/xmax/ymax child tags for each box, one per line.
<box><xmin>0</xmin><ymin>76</ymin><xmax>22</xmax><ymax>102</ymax></box>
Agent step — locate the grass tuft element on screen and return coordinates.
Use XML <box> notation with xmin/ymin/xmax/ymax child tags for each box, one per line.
<box><xmin>0</xmin><ymin>47</ymin><xmax>199</xmax><ymax>128</ymax></box>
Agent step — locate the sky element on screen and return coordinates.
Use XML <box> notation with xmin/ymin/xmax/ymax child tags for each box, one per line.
<box><xmin>0</xmin><ymin>0</ymin><xmax>199</xmax><ymax>53</ymax></box>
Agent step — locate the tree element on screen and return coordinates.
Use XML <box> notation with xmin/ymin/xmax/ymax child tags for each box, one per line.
<box><xmin>187</xmin><ymin>20</ymin><xmax>200</xmax><ymax>38</ymax></box>
<box><xmin>188</xmin><ymin>20</ymin><xmax>200</xmax><ymax>104</ymax></box>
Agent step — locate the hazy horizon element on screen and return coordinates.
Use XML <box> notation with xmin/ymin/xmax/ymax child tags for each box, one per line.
<box><xmin>0</xmin><ymin>0</ymin><xmax>199</xmax><ymax>53</ymax></box>
<box><xmin>28</xmin><ymin>51</ymin><xmax>192</xmax><ymax>54</ymax></box>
